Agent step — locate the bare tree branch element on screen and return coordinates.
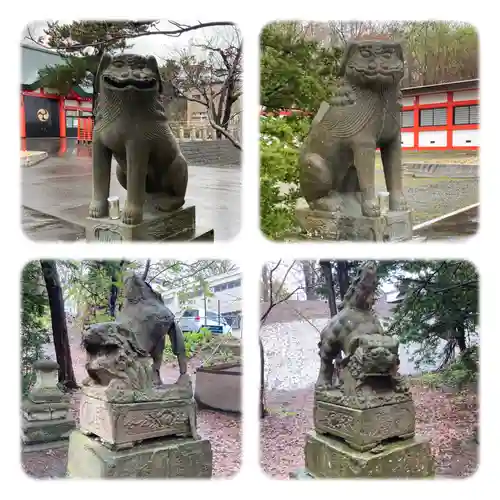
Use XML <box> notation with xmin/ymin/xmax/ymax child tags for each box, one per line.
<box><xmin>24</xmin><ymin>21</ymin><xmax>237</xmax><ymax>51</ymax></box>
<box><xmin>142</xmin><ymin>259</ymin><xmax>151</xmax><ymax>281</ymax></box>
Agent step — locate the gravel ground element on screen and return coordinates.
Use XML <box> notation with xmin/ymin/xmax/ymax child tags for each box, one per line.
<box><xmin>375</xmin><ymin>172</ymin><xmax>478</xmax><ymax>225</ymax></box>
<box><xmin>259</xmin><ymin>319</ymin><xmax>478</xmax><ymax>478</ymax></box>
<box><xmin>22</xmin><ymin>325</ymin><xmax>241</xmax><ymax>479</ymax></box>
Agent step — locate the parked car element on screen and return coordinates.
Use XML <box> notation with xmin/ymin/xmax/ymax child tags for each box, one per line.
<box><xmin>178</xmin><ymin>308</ymin><xmax>232</xmax><ymax>336</ymax></box>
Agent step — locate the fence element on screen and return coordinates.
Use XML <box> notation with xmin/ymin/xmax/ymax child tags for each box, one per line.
<box><xmin>169</xmin><ymin>122</ymin><xmax>241</xmax><ymax>143</ymax></box>
<box><xmin>73</xmin><ymin>118</ymin><xmax>241</xmax><ymax>144</ymax></box>
<box><xmin>77</xmin><ymin>117</ymin><xmax>93</xmax><ymax>143</ymax></box>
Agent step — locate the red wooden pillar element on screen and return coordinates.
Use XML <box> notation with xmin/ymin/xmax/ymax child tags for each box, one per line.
<box><xmin>413</xmin><ymin>96</ymin><xmax>419</xmax><ymax>151</ymax></box>
<box><xmin>446</xmin><ymin>91</ymin><xmax>454</xmax><ymax>150</ymax></box>
<box><xmin>20</xmin><ymin>94</ymin><xmax>26</xmax><ymax>139</ymax></box>
<box><xmin>59</xmin><ymin>97</ymin><xmax>66</xmax><ymax>138</ymax></box>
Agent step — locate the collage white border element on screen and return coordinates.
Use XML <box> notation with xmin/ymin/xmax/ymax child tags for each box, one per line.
<box><xmin>2</xmin><ymin>1</ymin><xmax>497</xmax><ymax>496</ymax></box>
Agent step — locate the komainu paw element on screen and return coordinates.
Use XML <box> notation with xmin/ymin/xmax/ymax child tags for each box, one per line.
<box><xmin>361</xmin><ymin>199</ymin><xmax>381</xmax><ymax>218</ymax></box>
<box><xmin>121</xmin><ymin>204</ymin><xmax>143</xmax><ymax>225</ymax></box>
<box><xmin>389</xmin><ymin>193</ymin><xmax>408</xmax><ymax>212</ymax></box>
<box><xmin>89</xmin><ymin>200</ymin><xmax>108</xmax><ymax>219</ymax></box>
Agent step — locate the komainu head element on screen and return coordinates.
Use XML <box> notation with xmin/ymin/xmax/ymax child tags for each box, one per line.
<box><xmin>95</xmin><ymin>53</ymin><xmax>163</xmax><ymax>96</ymax></box>
<box><xmin>339</xmin><ymin>40</ymin><xmax>404</xmax><ymax>88</ymax></box>
<box><xmin>82</xmin><ymin>322</ymin><xmax>153</xmax><ymax>390</ymax></box>
<box><xmin>123</xmin><ymin>273</ymin><xmax>164</xmax><ymax>304</ymax></box>
<box><xmin>343</xmin><ymin>261</ymin><xmax>378</xmax><ymax>310</ymax></box>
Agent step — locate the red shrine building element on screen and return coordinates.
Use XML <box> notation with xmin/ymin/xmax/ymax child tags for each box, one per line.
<box><xmin>399</xmin><ymin>79</ymin><xmax>479</xmax><ymax>151</ymax></box>
<box><xmin>261</xmin><ymin>78</ymin><xmax>480</xmax><ymax>152</ymax></box>
<box><xmin>20</xmin><ymin>43</ymin><xmax>94</xmax><ymax>142</ymax></box>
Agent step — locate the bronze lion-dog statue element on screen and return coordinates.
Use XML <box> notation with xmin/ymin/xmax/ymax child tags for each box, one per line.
<box><xmin>89</xmin><ymin>53</ymin><xmax>188</xmax><ymax>225</ymax></box>
<box><xmin>299</xmin><ymin>40</ymin><xmax>408</xmax><ymax>218</ymax></box>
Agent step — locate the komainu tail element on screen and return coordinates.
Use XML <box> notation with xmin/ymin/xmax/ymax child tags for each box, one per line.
<box><xmin>168</xmin><ymin>321</ymin><xmax>185</xmax><ymax>356</ymax></box>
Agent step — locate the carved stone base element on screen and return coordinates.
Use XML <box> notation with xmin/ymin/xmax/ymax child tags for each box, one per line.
<box><xmin>79</xmin><ymin>391</ymin><xmax>196</xmax><ymax>448</ymax></box>
<box><xmin>22</xmin><ymin>417</ymin><xmax>75</xmax><ymax>445</ymax></box>
<box><xmin>314</xmin><ymin>399</ymin><xmax>415</xmax><ymax>451</ymax></box>
<box><xmin>22</xmin><ymin>438</ymin><xmax>71</xmax><ymax>453</ymax></box>
<box><xmin>85</xmin><ymin>204</ymin><xmax>196</xmax><ymax>241</ymax></box>
<box><xmin>295</xmin><ymin>198</ymin><xmax>412</xmax><ymax>241</ymax></box>
<box><xmin>82</xmin><ymin>202</ymin><xmax>215</xmax><ymax>242</ymax></box>
<box><xmin>22</xmin><ymin>399</ymin><xmax>71</xmax><ymax>421</ymax></box>
<box><xmin>302</xmin><ymin>431</ymin><xmax>434</xmax><ymax>478</ymax></box>
<box><xmin>67</xmin><ymin>430</ymin><xmax>212</xmax><ymax>478</ymax></box>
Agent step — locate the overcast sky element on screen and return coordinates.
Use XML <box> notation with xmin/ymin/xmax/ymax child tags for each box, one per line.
<box><xmin>268</xmin><ymin>260</ymin><xmax>396</xmax><ymax>301</ymax></box>
<box><xmin>21</xmin><ymin>20</ymin><xmax>235</xmax><ymax>60</ymax></box>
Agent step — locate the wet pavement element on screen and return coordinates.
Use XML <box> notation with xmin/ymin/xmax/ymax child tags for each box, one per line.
<box><xmin>413</xmin><ymin>204</ymin><xmax>478</xmax><ymax>240</ymax></box>
<box><xmin>21</xmin><ymin>140</ymin><xmax>241</xmax><ymax>241</ymax></box>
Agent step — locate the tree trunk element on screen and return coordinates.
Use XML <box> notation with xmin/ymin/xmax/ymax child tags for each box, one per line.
<box><xmin>40</xmin><ymin>260</ymin><xmax>78</xmax><ymax>390</ymax></box>
<box><xmin>109</xmin><ymin>259</ymin><xmax>127</xmax><ymax>318</ymax></box>
<box><xmin>301</xmin><ymin>261</ymin><xmax>317</xmax><ymax>300</ymax></box>
<box><xmin>261</xmin><ymin>265</ymin><xmax>271</xmax><ymax>302</ymax></box>
<box><xmin>320</xmin><ymin>260</ymin><xmax>337</xmax><ymax>317</ymax></box>
<box><xmin>455</xmin><ymin>323</ymin><xmax>467</xmax><ymax>352</ymax></box>
<box><xmin>108</xmin><ymin>283</ymin><xmax>118</xmax><ymax>318</ymax></box>
<box><xmin>336</xmin><ymin>261</ymin><xmax>350</xmax><ymax>300</ymax></box>
<box><xmin>259</xmin><ymin>337</ymin><xmax>267</xmax><ymax>418</ymax></box>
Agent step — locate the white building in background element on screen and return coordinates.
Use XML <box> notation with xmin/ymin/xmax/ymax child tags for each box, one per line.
<box><xmin>155</xmin><ymin>269</ymin><xmax>243</xmax><ymax>328</ymax></box>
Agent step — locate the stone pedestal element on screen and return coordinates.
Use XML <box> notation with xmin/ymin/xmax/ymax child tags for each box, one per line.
<box><xmin>314</xmin><ymin>399</ymin><xmax>415</xmax><ymax>451</ymax></box>
<box><xmin>67</xmin><ymin>431</ymin><xmax>212</xmax><ymax>478</ymax></box>
<box><xmin>301</xmin><ymin>431</ymin><xmax>434</xmax><ymax>478</ymax></box>
<box><xmin>21</xmin><ymin>360</ymin><xmax>75</xmax><ymax>451</ymax></box>
<box><xmin>85</xmin><ymin>203</ymin><xmax>214</xmax><ymax>242</ymax></box>
<box><xmin>78</xmin><ymin>391</ymin><xmax>196</xmax><ymax>449</ymax></box>
<box><xmin>295</xmin><ymin>197</ymin><xmax>412</xmax><ymax>242</ymax></box>
<box><xmin>292</xmin><ymin>383</ymin><xmax>434</xmax><ymax>478</ymax></box>
<box><xmin>67</xmin><ymin>379</ymin><xmax>212</xmax><ymax>478</ymax></box>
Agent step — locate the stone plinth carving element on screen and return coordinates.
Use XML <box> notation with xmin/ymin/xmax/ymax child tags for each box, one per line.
<box><xmin>21</xmin><ymin>360</ymin><xmax>75</xmax><ymax>451</ymax></box>
<box><xmin>291</xmin><ymin>261</ymin><xmax>434</xmax><ymax>478</ymax></box>
<box><xmin>296</xmin><ymin>40</ymin><xmax>413</xmax><ymax>241</ymax></box>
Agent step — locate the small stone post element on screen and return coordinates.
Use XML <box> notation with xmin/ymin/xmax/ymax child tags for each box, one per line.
<box><xmin>21</xmin><ymin>360</ymin><xmax>75</xmax><ymax>451</ymax></box>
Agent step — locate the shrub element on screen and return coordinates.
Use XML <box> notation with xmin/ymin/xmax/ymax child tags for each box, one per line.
<box><xmin>199</xmin><ymin>334</ymin><xmax>241</xmax><ymax>367</ymax></box>
<box><xmin>415</xmin><ymin>346</ymin><xmax>478</xmax><ymax>390</ymax></box>
<box><xmin>164</xmin><ymin>327</ymin><xmax>213</xmax><ymax>360</ymax></box>
<box><xmin>260</xmin><ymin>115</ymin><xmax>311</xmax><ymax>240</ymax></box>
<box><xmin>21</xmin><ymin>262</ymin><xmax>49</xmax><ymax>394</ymax></box>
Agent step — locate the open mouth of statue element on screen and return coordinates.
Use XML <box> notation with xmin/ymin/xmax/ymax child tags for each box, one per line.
<box><xmin>103</xmin><ymin>75</ymin><xmax>157</xmax><ymax>90</ymax></box>
<box><xmin>359</xmin><ymin>68</ymin><xmax>398</xmax><ymax>79</ymax></box>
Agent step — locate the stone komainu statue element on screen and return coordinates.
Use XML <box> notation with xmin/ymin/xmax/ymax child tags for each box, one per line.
<box><xmin>89</xmin><ymin>53</ymin><xmax>188</xmax><ymax>225</ymax></box>
<box><xmin>316</xmin><ymin>261</ymin><xmax>401</xmax><ymax>391</ymax></box>
<box><xmin>117</xmin><ymin>273</ymin><xmax>187</xmax><ymax>386</ymax></box>
<box><xmin>82</xmin><ymin>322</ymin><xmax>154</xmax><ymax>392</ymax></box>
<box><xmin>299</xmin><ymin>40</ymin><xmax>408</xmax><ymax>218</ymax></box>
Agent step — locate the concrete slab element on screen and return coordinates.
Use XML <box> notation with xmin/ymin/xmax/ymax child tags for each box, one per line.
<box><xmin>413</xmin><ymin>204</ymin><xmax>478</xmax><ymax>240</ymax></box>
<box><xmin>21</xmin><ymin>152</ymin><xmax>240</xmax><ymax>241</ymax></box>
<box><xmin>404</xmin><ymin>162</ymin><xmax>479</xmax><ymax>178</ymax></box>
<box><xmin>21</xmin><ymin>151</ymin><xmax>48</xmax><ymax>167</ymax></box>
